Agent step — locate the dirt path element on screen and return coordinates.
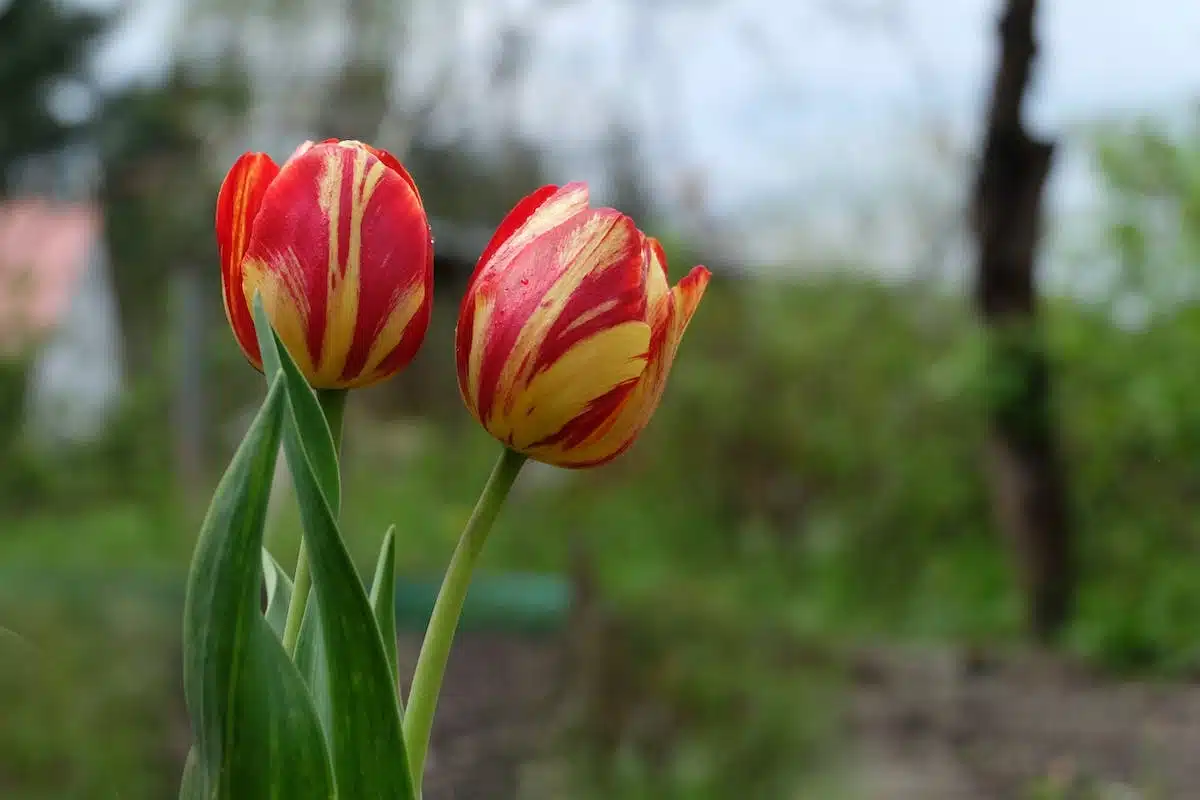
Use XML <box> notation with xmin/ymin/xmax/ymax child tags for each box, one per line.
<box><xmin>396</xmin><ymin>632</ymin><xmax>567</xmax><ymax>800</ymax></box>
<box><xmin>405</xmin><ymin>635</ymin><xmax>1200</xmax><ymax>799</ymax></box>
<box><xmin>846</xmin><ymin>646</ymin><xmax>1200</xmax><ymax>799</ymax></box>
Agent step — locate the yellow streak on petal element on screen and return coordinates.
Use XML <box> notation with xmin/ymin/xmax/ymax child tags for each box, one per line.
<box><xmin>551</xmin><ymin>274</ymin><xmax>707</xmax><ymax>466</ymax></box>
<box><xmin>498</xmin><ymin>321</ymin><xmax>650</xmax><ymax>451</ymax></box>
<box><xmin>477</xmin><ymin>184</ymin><xmax>590</xmax><ymax>281</ymax></box>
<box><xmin>312</xmin><ymin>147</ymin><xmax>387</xmax><ymax>385</ymax></box>
<box><xmin>507</xmin><ymin>184</ymin><xmax>589</xmax><ymax>249</ymax></box>
<box><xmin>352</xmin><ymin>282</ymin><xmax>426</xmax><ymax>386</ymax></box>
<box><xmin>488</xmin><ymin>215</ymin><xmax>639</xmax><ymax>427</ymax></box>
<box><xmin>644</xmin><ymin>238</ymin><xmax>670</xmax><ymax>311</ymax></box>
<box><xmin>561</xmin><ymin>298</ymin><xmax>618</xmax><ymax>336</ymax></box>
<box><xmin>241</xmin><ymin>250</ymin><xmax>318</xmax><ymax>377</ymax></box>
<box><xmin>465</xmin><ymin>291</ymin><xmax>495</xmax><ymax>416</ymax></box>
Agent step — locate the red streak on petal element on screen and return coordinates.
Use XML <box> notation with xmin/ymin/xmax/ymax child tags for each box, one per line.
<box><xmin>469</xmin><ymin>185</ymin><xmax>560</xmax><ymax>288</ymax></box>
<box><xmin>336</xmin><ymin>154</ymin><xmax>432</xmax><ymax>382</ymax></box>
<box><xmin>362</xmin><ymin>290</ymin><xmax>432</xmax><ymax>385</ymax></box>
<box><xmin>469</xmin><ymin>210</ymin><xmax>610</xmax><ymax>422</ymax></box>
<box><xmin>560</xmin><ymin>439</ymin><xmax>635</xmax><ymax>469</ymax></box>
<box><xmin>242</xmin><ymin>145</ymin><xmax>337</xmax><ymax>367</ymax></box>
<box><xmin>335</xmin><ymin>162</ymin><xmax>354</xmax><ymax>280</ymax></box>
<box><xmin>527</xmin><ymin>238</ymin><xmax>646</xmax><ymax>376</ymax></box>
<box><xmin>648</xmin><ymin>237</ymin><xmax>669</xmax><ymax>281</ymax></box>
<box><xmin>215</xmin><ymin>151</ymin><xmax>279</xmax><ymax>367</ymax></box>
<box><xmin>362</xmin><ymin>144</ymin><xmax>425</xmax><ymax>210</ymax></box>
<box><xmin>528</xmin><ymin>378</ymin><xmax>637</xmax><ymax>452</ymax></box>
<box><xmin>675</xmin><ymin>266</ymin><xmax>711</xmax><ymax>324</ymax></box>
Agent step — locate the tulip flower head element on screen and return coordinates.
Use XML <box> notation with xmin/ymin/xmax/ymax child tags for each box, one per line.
<box><xmin>456</xmin><ymin>183</ymin><xmax>710</xmax><ymax>468</ymax></box>
<box><xmin>217</xmin><ymin>139</ymin><xmax>433</xmax><ymax>389</ymax></box>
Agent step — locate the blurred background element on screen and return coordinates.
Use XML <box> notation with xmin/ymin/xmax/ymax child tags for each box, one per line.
<box><xmin>3</xmin><ymin>0</ymin><xmax>1200</xmax><ymax>797</ymax></box>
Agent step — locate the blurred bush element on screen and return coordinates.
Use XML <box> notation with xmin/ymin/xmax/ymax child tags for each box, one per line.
<box><xmin>0</xmin><ymin>358</ymin><xmax>29</xmax><ymax>457</ymax></box>
<box><xmin>10</xmin><ymin>260</ymin><xmax>1200</xmax><ymax>794</ymax></box>
<box><xmin>0</xmin><ymin>583</ymin><xmax>181</xmax><ymax>799</ymax></box>
<box><xmin>0</xmin><ymin>376</ymin><xmax>174</xmax><ymax>516</ymax></box>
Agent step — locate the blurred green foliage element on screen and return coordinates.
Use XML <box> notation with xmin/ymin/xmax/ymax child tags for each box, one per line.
<box><xmin>0</xmin><ymin>581</ymin><xmax>181</xmax><ymax>800</ymax></box>
<box><xmin>0</xmin><ymin>505</ymin><xmax>183</xmax><ymax>799</ymax></box>
<box><xmin>1093</xmin><ymin>109</ymin><xmax>1200</xmax><ymax>302</ymax></box>
<box><xmin>0</xmin><ymin>358</ymin><xmax>28</xmax><ymax>457</ymax></box>
<box><xmin>0</xmin><ymin>377</ymin><xmax>176</xmax><ymax>515</ymax></box>
<box><xmin>9</xmin><ymin>260</ymin><xmax>1200</xmax><ymax>794</ymax></box>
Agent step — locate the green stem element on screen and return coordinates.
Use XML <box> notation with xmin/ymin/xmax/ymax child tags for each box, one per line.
<box><xmin>403</xmin><ymin>447</ymin><xmax>527</xmax><ymax>784</ymax></box>
<box><xmin>281</xmin><ymin>388</ymin><xmax>348</xmax><ymax>656</ymax></box>
<box><xmin>280</xmin><ymin>545</ymin><xmax>311</xmax><ymax>656</ymax></box>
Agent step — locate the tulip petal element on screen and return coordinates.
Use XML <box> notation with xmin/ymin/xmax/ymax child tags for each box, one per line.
<box><xmin>240</xmin><ymin>141</ymin><xmax>431</xmax><ymax>389</ymax></box>
<box><xmin>463</xmin><ymin>209</ymin><xmax>648</xmax><ymax>442</ymax></box>
<box><xmin>471</xmin><ymin>183</ymin><xmax>591</xmax><ymax>287</ymax></box>
<box><xmin>457</xmin><ymin>183</ymin><xmax>590</xmax><ymax>402</ymax></box>
<box><xmin>364</xmin><ymin>236</ymin><xmax>434</xmax><ymax>385</ymax></box>
<box><xmin>286</xmin><ymin>140</ymin><xmax>319</xmax><ymax>161</ymax></box>
<box><xmin>548</xmin><ymin>264</ymin><xmax>711</xmax><ymax>468</ymax></box>
<box><xmin>506</xmin><ymin>319</ymin><xmax>651</xmax><ymax>451</ymax></box>
<box><xmin>671</xmin><ymin>265</ymin><xmax>710</xmax><ymax>330</ymax></box>
<box><xmin>359</xmin><ymin>143</ymin><xmax>426</xmax><ymax>212</ymax></box>
<box><xmin>644</xmin><ymin>236</ymin><xmax>671</xmax><ymax>311</ymax></box>
<box><xmin>472</xmin><ymin>184</ymin><xmax>560</xmax><ymax>276</ymax></box>
<box><xmin>216</xmin><ymin>152</ymin><xmax>280</xmax><ymax>367</ymax></box>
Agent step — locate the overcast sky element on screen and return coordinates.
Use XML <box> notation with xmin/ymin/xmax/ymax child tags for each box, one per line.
<box><xmin>85</xmin><ymin>0</ymin><xmax>1200</xmax><ymax>263</ymax></box>
<box><xmin>417</xmin><ymin>1</ymin><xmax>1200</xmax><ymax>196</ymax></box>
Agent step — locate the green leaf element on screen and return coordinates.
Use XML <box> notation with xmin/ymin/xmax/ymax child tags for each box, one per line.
<box><xmin>252</xmin><ymin>298</ymin><xmax>416</xmax><ymax>799</ymax></box>
<box><xmin>179</xmin><ymin>747</ymin><xmax>207</xmax><ymax>800</ymax></box>
<box><xmin>181</xmin><ymin>378</ymin><xmax>334</xmax><ymax>799</ymax></box>
<box><xmin>252</xmin><ymin>295</ymin><xmax>340</xmax><ymax>516</ymax></box>
<box><xmin>262</xmin><ymin>549</ymin><xmax>294</xmax><ymax>639</ymax></box>
<box><xmin>294</xmin><ymin>594</ymin><xmax>332</xmax><ymax>736</ymax></box>
<box><xmin>369</xmin><ymin>525</ymin><xmax>402</xmax><ymax>716</ymax></box>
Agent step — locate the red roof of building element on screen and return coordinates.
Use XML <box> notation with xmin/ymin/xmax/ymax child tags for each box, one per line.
<box><xmin>0</xmin><ymin>199</ymin><xmax>101</xmax><ymax>357</ymax></box>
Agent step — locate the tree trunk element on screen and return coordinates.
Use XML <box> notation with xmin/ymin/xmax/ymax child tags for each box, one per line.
<box><xmin>971</xmin><ymin>0</ymin><xmax>1073</xmax><ymax>642</ymax></box>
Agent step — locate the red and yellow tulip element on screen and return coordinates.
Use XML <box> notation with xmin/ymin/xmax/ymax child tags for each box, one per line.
<box><xmin>455</xmin><ymin>182</ymin><xmax>710</xmax><ymax>468</ymax></box>
<box><xmin>216</xmin><ymin>139</ymin><xmax>433</xmax><ymax>389</ymax></box>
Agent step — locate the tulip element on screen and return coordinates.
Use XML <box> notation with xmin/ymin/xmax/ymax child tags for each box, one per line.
<box><xmin>455</xmin><ymin>182</ymin><xmax>710</xmax><ymax>468</ymax></box>
<box><xmin>216</xmin><ymin>139</ymin><xmax>432</xmax><ymax>390</ymax></box>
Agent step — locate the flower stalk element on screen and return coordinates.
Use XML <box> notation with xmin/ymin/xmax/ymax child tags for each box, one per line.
<box><xmin>403</xmin><ymin>447</ymin><xmax>527</xmax><ymax>784</ymax></box>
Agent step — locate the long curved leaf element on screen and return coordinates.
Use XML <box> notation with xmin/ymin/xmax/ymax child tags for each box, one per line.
<box><xmin>181</xmin><ymin>378</ymin><xmax>334</xmax><ymax>799</ymax></box>
<box><xmin>252</xmin><ymin>297</ymin><xmax>415</xmax><ymax>799</ymax></box>
<box><xmin>294</xmin><ymin>593</ymin><xmax>331</xmax><ymax>736</ymax></box>
<box><xmin>178</xmin><ymin>747</ymin><xmax>205</xmax><ymax>800</ymax></box>
<box><xmin>369</xmin><ymin>526</ymin><xmax>402</xmax><ymax>716</ymax></box>
<box><xmin>262</xmin><ymin>548</ymin><xmax>294</xmax><ymax>639</ymax></box>
<box><xmin>252</xmin><ymin>295</ymin><xmax>340</xmax><ymax>516</ymax></box>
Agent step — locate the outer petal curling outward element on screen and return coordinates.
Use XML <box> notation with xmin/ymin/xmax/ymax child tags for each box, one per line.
<box><xmin>216</xmin><ymin>152</ymin><xmax>280</xmax><ymax>368</ymax></box>
<box><xmin>456</xmin><ymin>183</ymin><xmax>711</xmax><ymax>469</ymax></box>
<box><xmin>557</xmin><ymin>262</ymin><xmax>710</xmax><ymax>467</ymax></box>
<box><xmin>460</xmin><ymin>195</ymin><xmax>651</xmax><ymax>451</ymax></box>
<box><xmin>235</xmin><ymin>140</ymin><xmax>432</xmax><ymax>389</ymax></box>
